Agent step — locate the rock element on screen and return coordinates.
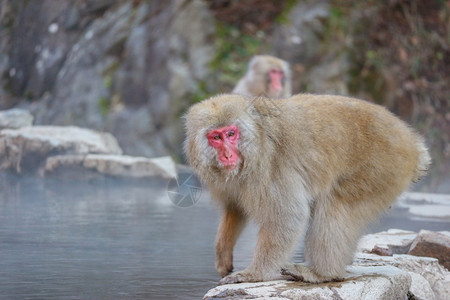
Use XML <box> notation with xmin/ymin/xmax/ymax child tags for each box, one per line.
<box><xmin>408</xmin><ymin>272</ymin><xmax>436</xmax><ymax>300</ymax></box>
<box><xmin>0</xmin><ymin>108</ymin><xmax>34</xmax><ymax>129</ymax></box>
<box><xmin>358</xmin><ymin>229</ymin><xmax>418</xmax><ymax>256</ymax></box>
<box><xmin>42</xmin><ymin>154</ymin><xmax>176</xmax><ymax>179</ymax></box>
<box><xmin>104</xmin><ymin>0</ymin><xmax>214</xmax><ymax>158</ymax></box>
<box><xmin>204</xmin><ymin>265</ymin><xmax>411</xmax><ymax>300</ymax></box>
<box><xmin>204</xmin><ymin>230</ymin><xmax>450</xmax><ymax>300</ymax></box>
<box><xmin>358</xmin><ymin>229</ymin><xmax>450</xmax><ymax>270</ymax></box>
<box><xmin>272</xmin><ymin>1</ymin><xmax>329</xmax><ymax>64</ymax></box>
<box><xmin>0</xmin><ymin>126</ymin><xmax>122</xmax><ymax>173</ymax></box>
<box><xmin>2</xmin><ymin>0</ymin><xmax>214</xmax><ymax>158</ymax></box>
<box><xmin>356</xmin><ymin>253</ymin><xmax>450</xmax><ymax>300</ymax></box>
<box><xmin>408</xmin><ymin>230</ymin><xmax>450</xmax><ymax>270</ymax></box>
<box><xmin>357</xmin><ymin>230</ymin><xmax>450</xmax><ymax>299</ymax></box>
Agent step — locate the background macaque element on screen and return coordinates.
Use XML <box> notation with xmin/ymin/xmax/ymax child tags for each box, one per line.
<box><xmin>233</xmin><ymin>55</ymin><xmax>291</xmax><ymax>98</ymax></box>
<box><xmin>184</xmin><ymin>94</ymin><xmax>430</xmax><ymax>284</ymax></box>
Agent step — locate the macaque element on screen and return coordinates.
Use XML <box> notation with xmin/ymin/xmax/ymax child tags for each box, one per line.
<box><xmin>233</xmin><ymin>55</ymin><xmax>291</xmax><ymax>98</ymax></box>
<box><xmin>184</xmin><ymin>94</ymin><xmax>430</xmax><ymax>284</ymax></box>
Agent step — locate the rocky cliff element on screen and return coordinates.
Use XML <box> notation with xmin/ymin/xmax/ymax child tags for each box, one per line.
<box><xmin>0</xmin><ymin>0</ymin><xmax>214</xmax><ymax>158</ymax></box>
<box><xmin>1</xmin><ymin>0</ymin><xmax>448</xmax><ymax>191</ymax></box>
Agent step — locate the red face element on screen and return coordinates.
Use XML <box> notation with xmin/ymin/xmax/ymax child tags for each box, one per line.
<box><xmin>206</xmin><ymin>125</ymin><xmax>240</xmax><ymax>170</ymax></box>
<box><xmin>269</xmin><ymin>69</ymin><xmax>284</xmax><ymax>92</ymax></box>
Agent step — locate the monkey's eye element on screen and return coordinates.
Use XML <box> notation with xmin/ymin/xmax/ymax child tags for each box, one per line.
<box><xmin>213</xmin><ymin>135</ymin><xmax>220</xmax><ymax>140</ymax></box>
<box><xmin>228</xmin><ymin>131</ymin><xmax>235</xmax><ymax>137</ymax></box>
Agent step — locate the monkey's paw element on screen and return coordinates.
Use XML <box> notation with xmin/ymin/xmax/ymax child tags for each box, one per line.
<box><xmin>218</xmin><ymin>270</ymin><xmax>261</xmax><ymax>285</ymax></box>
<box><xmin>281</xmin><ymin>264</ymin><xmax>342</xmax><ymax>284</ymax></box>
<box><xmin>215</xmin><ymin>259</ymin><xmax>233</xmax><ymax>278</ymax></box>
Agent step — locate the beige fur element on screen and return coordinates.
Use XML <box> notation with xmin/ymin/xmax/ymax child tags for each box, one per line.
<box><xmin>232</xmin><ymin>55</ymin><xmax>292</xmax><ymax>98</ymax></box>
<box><xmin>184</xmin><ymin>94</ymin><xmax>431</xmax><ymax>284</ymax></box>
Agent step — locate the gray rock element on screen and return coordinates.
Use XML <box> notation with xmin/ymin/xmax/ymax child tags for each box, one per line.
<box><xmin>408</xmin><ymin>272</ymin><xmax>436</xmax><ymax>300</ymax></box>
<box><xmin>272</xmin><ymin>1</ymin><xmax>330</xmax><ymax>64</ymax></box>
<box><xmin>204</xmin><ymin>265</ymin><xmax>411</xmax><ymax>300</ymax></box>
<box><xmin>2</xmin><ymin>0</ymin><xmax>214</xmax><ymax>158</ymax></box>
<box><xmin>204</xmin><ymin>230</ymin><xmax>450</xmax><ymax>300</ymax></box>
<box><xmin>0</xmin><ymin>125</ymin><xmax>122</xmax><ymax>173</ymax></box>
<box><xmin>0</xmin><ymin>108</ymin><xmax>34</xmax><ymax>129</ymax></box>
<box><xmin>271</xmin><ymin>1</ymin><xmax>335</xmax><ymax>94</ymax></box>
<box><xmin>356</xmin><ymin>253</ymin><xmax>449</xmax><ymax>300</ymax></box>
<box><xmin>358</xmin><ymin>228</ymin><xmax>450</xmax><ymax>270</ymax></box>
<box><xmin>42</xmin><ymin>154</ymin><xmax>176</xmax><ymax>179</ymax></box>
<box><xmin>358</xmin><ymin>229</ymin><xmax>418</xmax><ymax>256</ymax></box>
<box><xmin>358</xmin><ymin>230</ymin><xmax>450</xmax><ymax>300</ymax></box>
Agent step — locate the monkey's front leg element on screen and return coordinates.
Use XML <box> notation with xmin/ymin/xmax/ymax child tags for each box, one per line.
<box><xmin>219</xmin><ymin>223</ymin><xmax>298</xmax><ymax>285</ymax></box>
<box><xmin>215</xmin><ymin>207</ymin><xmax>247</xmax><ymax>277</ymax></box>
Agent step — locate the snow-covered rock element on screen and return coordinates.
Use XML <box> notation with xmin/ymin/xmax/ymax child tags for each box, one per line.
<box><xmin>358</xmin><ymin>229</ymin><xmax>417</xmax><ymax>256</ymax></box>
<box><xmin>0</xmin><ymin>108</ymin><xmax>34</xmax><ymax>129</ymax></box>
<box><xmin>356</xmin><ymin>253</ymin><xmax>449</xmax><ymax>300</ymax></box>
<box><xmin>43</xmin><ymin>154</ymin><xmax>176</xmax><ymax>179</ymax></box>
<box><xmin>0</xmin><ymin>126</ymin><xmax>122</xmax><ymax>173</ymax></box>
<box><xmin>358</xmin><ymin>229</ymin><xmax>450</xmax><ymax>269</ymax></box>
<box><xmin>357</xmin><ymin>229</ymin><xmax>450</xmax><ymax>300</ymax></box>
<box><xmin>204</xmin><ymin>265</ymin><xmax>411</xmax><ymax>300</ymax></box>
<box><xmin>204</xmin><ymin>230</ymin><xmax>450</xmax><ymax>300</ymax></box>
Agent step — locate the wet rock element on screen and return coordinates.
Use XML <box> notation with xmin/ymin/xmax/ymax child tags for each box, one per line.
<box><xmin>0</xmin><ymin>126</ymin><xmax>122</xmax><ymax>173</ymax></box>
<box><xmin>43</xmin><ymin>154</ymin><xmax>176</xmax><ymax>179</ymax></box>
<box><xmin>408</xmin><ymin>230</ymin><xmax>450</xmax><ymax>270</ymax></box>
<box><xmin>0</xmin><ymin>108</ymin><xmax>34</xmax><ymax>129</ymax></box>
<box><xmin>204</xmin><ymin>265</ymin><xmax>411</xmax><ymax>300</ymax></box>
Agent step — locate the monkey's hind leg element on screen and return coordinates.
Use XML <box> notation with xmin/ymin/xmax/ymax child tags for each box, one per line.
<box><xmin>220</xmin><ymin>212</ymin><xmax>309</xmax><ymax>285</ymax></box>
<box><xmin>284</xmin><ymin>196</ymin><xmax>368</xmax><ymax>283</ymax></box>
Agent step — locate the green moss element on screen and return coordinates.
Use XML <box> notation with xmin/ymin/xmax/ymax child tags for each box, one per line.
<box><xmin>23</xmin><ymin>90</ymin><xmax>34</xmax><ymax>101</ymax></box>
<box><xmin>209</xmin><ymin>24</ymin><xmax>265</xmax><ymax>90</ymax></box>
<box><xmin>348</xmin><ymin>61</ymin><xmax>387</xmax><ymax>105</ymax></box>
<box><xmin>102</xmin><ymin>61</ymin><xmax>120</xmax><ymax>78</ymax></box>
<box><xmin>275</xmin><ymin>0</ymin><xmax>298</xmax><ymax>24</ymax></box>
<box><xmin>98</xmin><ymin>97</ymin><xmax>111</xmax><ymax>116</ymax></box>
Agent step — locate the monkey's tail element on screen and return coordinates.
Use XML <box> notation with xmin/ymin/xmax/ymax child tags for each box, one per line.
<box><xmin>412</xmin><ymin>137</ymin><xmax>431</xmax><ymax>183</ymax></box>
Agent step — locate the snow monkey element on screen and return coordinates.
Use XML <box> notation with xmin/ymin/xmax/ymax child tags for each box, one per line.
<box><xmin>233</xmin><ymin>55</ymin><xmax>292</xmax><ymax>98</ymax></box>
<box><xmin>184</xmin><ymin>94</ymin><xmax>430</xmax><ymax>284</ymax></box>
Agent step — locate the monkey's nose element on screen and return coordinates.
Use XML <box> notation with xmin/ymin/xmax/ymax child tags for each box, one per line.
<box><xmin>223</xmin><ymin>148</ymin><xmax>233</xmax><ymax>159</ymax></box>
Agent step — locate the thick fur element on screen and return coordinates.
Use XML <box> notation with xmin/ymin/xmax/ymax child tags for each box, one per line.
<box><xmin>184</xmin><ymin>94</ymin><xmax>431</xmax><ymax>284</ymax></box>
<box><xmin>232</xmin><ymin>55</ymin><xmax>292</xmax><ymax>98</ymax></box>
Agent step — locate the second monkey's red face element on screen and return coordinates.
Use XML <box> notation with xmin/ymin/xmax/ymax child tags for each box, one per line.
<box><xmin>269</xmin><ymin>69</ymin><xmax>284</xmax><ymax>93</ymax></box>
<box><xmin>206</xmin><ymin>125</ymin><xmax>241</xmax><ymax>170</ymax></box>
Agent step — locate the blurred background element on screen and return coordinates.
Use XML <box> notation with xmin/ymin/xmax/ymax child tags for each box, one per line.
<box><xmin>0</xmin><ymin>0</ymin><xmax>448</xmax><ymax>188</ymax></box>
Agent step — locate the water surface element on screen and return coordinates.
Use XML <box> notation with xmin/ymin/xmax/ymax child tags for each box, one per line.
<box><xmin>0</xmin><ymin>175</ymin><xmax>448</xmax><ymax>299</ymax></box>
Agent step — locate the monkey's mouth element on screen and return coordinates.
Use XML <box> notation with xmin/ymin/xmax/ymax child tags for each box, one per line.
<box><xmin>219</xmin><ymin>161</ymin><xmax>239</xmax><ymax>171</ymax></box>
<box><xmin>224</xmin><ymin>164</ymin><xmax>238</xmax><ymax>171</ymax></box>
